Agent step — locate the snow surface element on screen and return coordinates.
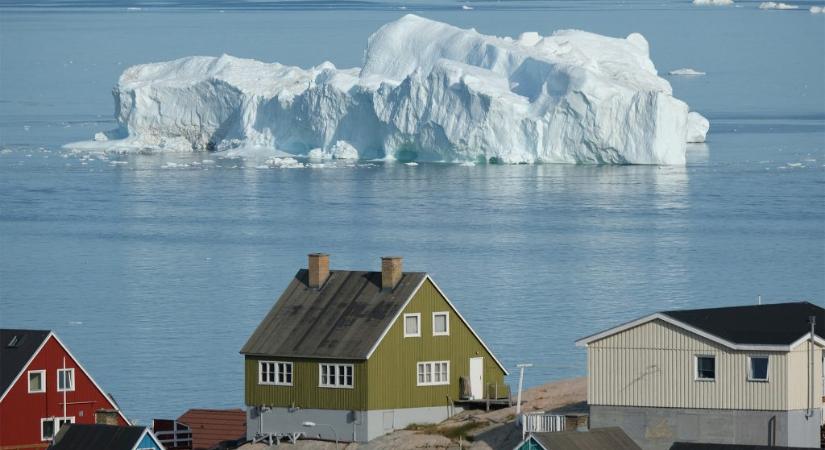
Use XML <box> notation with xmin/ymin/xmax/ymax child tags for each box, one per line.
<box><xmin>67</xmin><ymin>15</ymin><xmax>708</xmax><ymax>165</ymax></box>
<box><xmin>692</xmin><ymin>0</ymin><xmax>734</xmax><ymax>5</ymax></box>
<box><xmin>669</xmin><ymin>68</ymin><xmax>706</xmax><ymax>76</ymax></box>
<box><xmin>759</xmin><ymin>2</ymin><xmax>799</xmax><ymax>9</ymax></box>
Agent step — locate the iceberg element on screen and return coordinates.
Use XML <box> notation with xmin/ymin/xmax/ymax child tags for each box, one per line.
<box><xmin>759</xmin><ymin>2</ymin><xmax>799</xmax><ymax>8</ymax></box>
<box><xmin>692</xmin><ymin>0</ymin><xmax>734</xmax><ymax>5</ymax></box>
<box><xmin>669</xmin><ymin>68</ymin><xmax>706</xmax><ymax>76</ymax></box>
<box><xmin>686</xmin><ymin>112</ymin><xmax>710</xmax><ymax>143</ymax></box>
<box><xmin>811</xmin><ymin>6</ymin><xmax>824</xmax><ymax>13</ymax></box>
<box><xmin>68</xmin><ymin>15</ymin><xmax>708</xmax><ymax>165</ymax></box>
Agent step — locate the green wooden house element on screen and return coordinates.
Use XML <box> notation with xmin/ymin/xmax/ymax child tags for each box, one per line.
<box><xmin>512</xmin><ymin>428</ymin><xmax>641</xmax><ymax>450</ymax></box>
<box><xmin>240</xmin><ymin>253</ymin><xmax>508</xmax><ymax>443</ymax></box>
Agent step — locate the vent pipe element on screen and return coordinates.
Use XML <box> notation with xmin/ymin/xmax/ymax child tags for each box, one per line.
<box><xmin>807</xmin><ymin>315</ymin><xmax>816</xmax><ymax>418</ymax></box>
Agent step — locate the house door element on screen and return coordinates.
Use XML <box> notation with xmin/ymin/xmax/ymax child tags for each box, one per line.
<box><xmin>469</xmin><ymin>357</ymin><xmax>484</xmax><ymax>400</ymax></box>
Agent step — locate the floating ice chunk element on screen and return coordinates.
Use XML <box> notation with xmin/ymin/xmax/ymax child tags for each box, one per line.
<box><xmin>693</xmin><ymin>0</ymin><xmax>734</xmax><ymax>5</ymax></box>
<box><xmin>669</xmin><ymin>68</ymin><xmax>706</xmax><ymax>76</ymax></box>
<box><xmin>126</xmin><ymin>7</ymin><xmax>141</xmax><ymax>11</ymax></box>
<box><xmin>67</xmin><ymin>15</ymin><xmax>707</xmax><ymax>165</ymax></box>
<box><xmin>461</xmin><ymin>4</ymin><xmax>473</xmax><ymax>10</ymax></box>
<box><xmin>94</xmin><ymin>132</ymin><xmax>108</xmax><ymax>142</ymax></box>
<box><xmin>759</xmin><ymin>2</ymin><xmax>799</xmax><ymax>8</ymax></box>
<box><xmin>0</xmin><ymin>148</ymin><xmax>11</xmax><ymax>155</ymax></box>
<box><xmin>265</xmin><ymin>157</ymin><xmax>304</xmax><ymax>168</ymax></box>
<box><xmin>404</xmin><ymin>162</ymin><xmax>419</xmax><ymax>166</ymax></box>
<box><xmin>329</xmin><ymin>141</ymin><xmax>359</xmax><ymax>160</ymax></box>
<box><xmin>686</xmin><ymin>112</ymin><xmax>710</xmax><ymax>143</ymax></box>
<box><xmin>810</xmin><ymin>6</ymin><xmax>824</xmax><ymax>13</ymax></box>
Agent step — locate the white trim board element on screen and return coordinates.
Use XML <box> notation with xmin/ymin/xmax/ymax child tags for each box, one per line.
<box><xmin>575</xmin><ymin>312</ymin><xmax>825</xmax><ymax>352</ymax></box>
<box><xmin>364</xmin><ymin>275</ymin><xmax>509</xmax><ymax>375</ymax></box>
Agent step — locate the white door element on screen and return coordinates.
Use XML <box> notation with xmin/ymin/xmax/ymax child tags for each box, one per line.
<box><xmin>469</xmin><ymin>357</ymin><xmax>484</xmax><ymax>400</ymax></box>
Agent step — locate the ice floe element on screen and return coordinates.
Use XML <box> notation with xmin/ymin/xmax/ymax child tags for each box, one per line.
<box><xmin>692</xmin><ymin>0</ymin><xmax>734</xmax><ymax>5</ymax></box>
<box><xmin>759</xmin><ymin>2</ymin><xmax>799</xmax><ymax>9</ymax></box>
<box><xmin>669</xmin><ymin>68</ymin><xmax>706</xmax><ymax>76</ymax></box>
<box><xmin>67</xmin><ymin>15</ymin><xmax>708</xmax><ymax>165</ymax></box>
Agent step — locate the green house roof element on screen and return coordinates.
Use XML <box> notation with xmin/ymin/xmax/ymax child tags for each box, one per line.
<box><xmin>240</xmin><ymin>270</ymin><xmax>428</xmax><ymax>359</ymax></box>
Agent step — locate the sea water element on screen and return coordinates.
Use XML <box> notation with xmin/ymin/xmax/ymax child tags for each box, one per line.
<box><xmin>1</xmin><ymin>0</ymin><xmax>823</xmax><ymax>424</ymax></box>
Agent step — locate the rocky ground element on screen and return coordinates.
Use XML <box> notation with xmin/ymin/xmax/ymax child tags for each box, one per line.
<box><xmin>236</xmin><ymin>377</ymin><xmax>586</xmax><ymax>450</ymax></box>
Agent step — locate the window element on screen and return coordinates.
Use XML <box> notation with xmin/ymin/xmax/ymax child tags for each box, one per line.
<box><xmin>417</xmin><ymin>361</ymin><xmax>449</xmax><ymax>386</ymax></box>
<box><xmin>404</xmin><ymin>313</ymin><xmax>421</xmax><ymax>337</ymax></box>
<box><xmin>433</xmin><ymin>312</ymin><xmax>449</xmax><ymax>336</ymax></box>
<box><xmin>695</xmin><ymin>355</ymin><xmax>716</xmax><ymax>380</ymax></box>
<box><xmin>748</xmin><ymin>356</ymin><xmax>769</xmax><ymax>381</ymax></box>
<box><xmin>41</xmin><ymin>416</ymin><xmax>74</xmax><ymax>441</ymax></box>
<box><xmin>319</xmin><ymin>363</ymin><xmax>354</xmax><ymax>388</ymax></box>
<box><xmin>259</xmin><ymin>361</ymin><xmax>293</xmax><ymax>386</ymax></box>
<box><xmin>57</xmin><ymin>368</ymin><xmax>75</xmax><ymax>392</ymax></box>
<box><xmin>28</xmin><ymin>370</ymin><xmax>46</xmax><ymax>393</ymax></box>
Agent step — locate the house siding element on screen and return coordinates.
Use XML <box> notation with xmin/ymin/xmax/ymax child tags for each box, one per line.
<box><xmin>366</xmin><ymin>279</ymin><xmax>506</xmax><ymax>410</ymax></box>
<box><xmin>586</xmin><ymin>319</ymin><xmax>816</xmax><ymax>411</ymax></box>
<box><xmin>244</xmin><ymin>357</ymin><xmax>367</xmax><ymax>411</ymax></box>
<box><xmin>787</xmin><ymin>341</ymin><xmax>823</xmax><ymax>410</ymax></box>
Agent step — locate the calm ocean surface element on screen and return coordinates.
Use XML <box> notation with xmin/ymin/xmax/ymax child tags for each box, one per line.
<box><xmin>1</xmin><ymin>0</ymin><xmax>823</xmax><ymax>424</ymax></box>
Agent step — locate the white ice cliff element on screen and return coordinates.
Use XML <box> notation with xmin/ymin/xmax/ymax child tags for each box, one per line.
<box><xmin>69</xmin><ymin>15</ymin><xmax>709</xmax><ymax>164</ymax></box>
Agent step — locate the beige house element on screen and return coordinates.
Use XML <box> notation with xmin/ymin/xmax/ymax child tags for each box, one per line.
<box><xmin>576</xmin><ymin>301</ymin><xmax>824</xmax><ymax>450</ymax></box>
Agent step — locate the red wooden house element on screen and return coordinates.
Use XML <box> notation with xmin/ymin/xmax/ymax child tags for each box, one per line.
<box><xmin>0</xmin><ymin>329</ymin><xmax>129</xmax><ymax>450</ymax></box>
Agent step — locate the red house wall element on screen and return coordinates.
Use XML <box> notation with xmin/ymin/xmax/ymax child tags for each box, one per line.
<box><xmin>0</xmin><ymin>336</ymin><xmax>127</xmax><ymax>450</ymax></box>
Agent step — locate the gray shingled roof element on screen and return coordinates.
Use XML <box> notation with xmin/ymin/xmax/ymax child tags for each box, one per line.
<box><xmin>530</xmin><ymin>427</ymin><xmax>641</xmax><ymax>450</ymax></box>
<box><xmin>0</xmin><ymin>329</ymin><xmax>51</xmax><ymax>397</ymax></box>
<box><xmin>48</xmin><ymin>424</ymin><xmax>148</xmax><ymax>450</ymax></box>
<box><xmin>240</xmin><ymin>270</ymin><xmax>427</xmax><ymax>359</ymax></box>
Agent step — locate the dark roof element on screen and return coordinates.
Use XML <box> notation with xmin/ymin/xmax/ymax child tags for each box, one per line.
<box><xmin>530</xmin><ymin>427</ymin><xmax>641</xmax><ymax>450</ymax></box>
<box><xmin>241</xmin><ymin>270</ymin><xmax>428</xmax><ymax>359</ymax></box>
<box><xmin>48</xmin><ymin>424</ymin><xmax>147</xmax><ymax>450</ymax></box>
<box><xmin>671</xmin><ymin>443</ymin><xmax>814</xmax><ymax>450</ymax></box>
<box><xmin>178</xmin><ymin>408</ymin><xmax>246</xmax><ymax>450</ymax></box>
<box><xmin>663</xmin><ymin>301</ymin><xmax>824</xmax><ymax>346</ymax></box>
<box><xmin>0</xmin><ymin>329</ymin><xmax>51</xmax><ymax>396</ymax></box>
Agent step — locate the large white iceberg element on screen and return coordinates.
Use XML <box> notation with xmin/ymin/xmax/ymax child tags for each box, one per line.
<box><xmin>69</xmin><ymin>15</ymin><xmax>708</xmax><ymax>164</ymax></box>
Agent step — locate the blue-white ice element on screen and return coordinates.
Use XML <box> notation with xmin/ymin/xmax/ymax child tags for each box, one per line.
<box><xmin>68</xmin><ymin>15</ymin><xmax>708</xmax><ymax>165</ymax></box>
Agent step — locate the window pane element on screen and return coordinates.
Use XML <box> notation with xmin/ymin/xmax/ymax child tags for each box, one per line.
<box><xmin>425</xmin><ymin>364</ymin><xmax>432</xmax><ymax>382</ymax></box>
<box><xmin>697</xmin><ymin>357</ymin><xmax>715</xmax><ymax>379</ymax></box>
<box><xmin>321</xmin><ymin>365</ymin><xmax>328</xmax><ymax>385</ymax></box>
<box><xmin>29</xmin><ymin>372</ymin><xmax>42</xmax><ymax>391</ymax></box>
<box><xmin>751</xmin><ymin>357</ymin><xmax>768</xmax><ymax>380</ymax></box>
<box><xmin>42</xmin><ymin>421</ymin><xmax>55</xmax><ymax>439</ymax></box>
<box><xmin>339</xmin><ymin>365</ymin><xmax>345</xmax><ymax>386</ymax></box>
<box><xmin>406</xmin><ymin>316</ymin><xmax>419</xmax><ymax>335</ymax></box>
<box><xmin>346</xmin><ymin>366</ymin><xmax>353</xmax><ymax>386</ymax></box>
<box><xmin>434</xmin><ymin>315</ymin><xmax>447</xmax><ymax>333</ymax></box>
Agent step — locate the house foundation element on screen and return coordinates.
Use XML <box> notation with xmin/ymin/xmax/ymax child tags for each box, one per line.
<box><xmin>247</xmin><ymin>404</ymin><xmax>462</xmax><ymax>443</ymax></box>
<box><xmin>590</xmin><ymin>404</ymin><xmax>822</xmax><ymax>450</ymax></box>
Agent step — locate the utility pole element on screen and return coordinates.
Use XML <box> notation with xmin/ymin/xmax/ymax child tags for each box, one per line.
<box><xmin>515</xmin><ymin>363</ymin><xmax>532</xmax><ymax>416</ymax></box>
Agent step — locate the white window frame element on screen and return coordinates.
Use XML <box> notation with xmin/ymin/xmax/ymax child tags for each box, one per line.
<box><xmin>432</xmin><ymin>311</ymin><xmax>450</xmax><ymax>336</ymax></box>
<box><xmin>694</xmin><ymin>355</ymin><xmax>716</xmax><ymax>381</ymax></box>
<box><xmin>318</xmin><ymin>363</ymin><xmax>354</xmax><ymax>389</ymax></box>
<box><xmin>747</xmin><ymin>355</ymin><xmax>770</xmax><ymax>382</ymax></box>
<box><xmin>57</xmin><ymin>368</ymin><xmax>75</xmax><ymax>392</ymax></box>
<box><xmin>258</xmin><ymin>360</ymin><xmax>293</xmax><ymax>386</ymax></box>
<box><xmin>40</xmin><ymin>416</ymin><xmax>74</xmax><ymax>441</ymax></box>
<box><xmin>28</xmin><ymin>370</ymin><xmax>46</xmax><ymax>393</ymax></box>
<box><xmin>403</xmin><ymin>313</ymin><xmax>421</xmax><ymax>338</ymax></box>
<box><xmin>416</xmin><ymin>361</ymin><xmax>450</xmax><ymax>386</ymax></box>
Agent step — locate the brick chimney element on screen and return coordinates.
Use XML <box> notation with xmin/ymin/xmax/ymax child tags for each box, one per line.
<box><xmin>381</xmin><ymin>256</ymin><xmax>403</xmax><ymax>291</ymax></box>
<box><xmin>308</xmin><ymin>253</ymin><xmax>330</xmax><ymax>289</ymax></box>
